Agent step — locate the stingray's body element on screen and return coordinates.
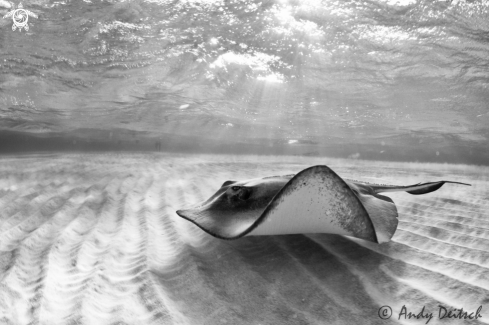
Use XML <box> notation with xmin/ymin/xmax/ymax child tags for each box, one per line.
<box><xmin>176</xmin><ymin>165</ymin><xmax>470</xmax><ymax>243</ymax></box>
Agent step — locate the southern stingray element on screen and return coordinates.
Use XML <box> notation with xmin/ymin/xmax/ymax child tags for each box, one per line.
<box><xmin>176</xmin><ymin>165</ymin><xmax>470</xmax><ymax>243</ymax></box>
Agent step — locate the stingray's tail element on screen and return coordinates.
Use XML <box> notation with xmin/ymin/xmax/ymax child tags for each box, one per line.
<box><xmin>371</xmin><ymin>181</ymin><xmax>471</xmax><ymax>195</ymax></box>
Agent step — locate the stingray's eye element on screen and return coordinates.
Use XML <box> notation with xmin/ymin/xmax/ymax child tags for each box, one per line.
<box><xmin>229</xmin><ymin>186</ymin><xmax>251</xmax><ymax>201</ymax></box>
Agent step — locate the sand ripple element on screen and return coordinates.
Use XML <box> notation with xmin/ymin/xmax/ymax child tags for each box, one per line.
<box><xmin>0</xmin><ymin>153</ymin><xmax>488</xmax><ymax>325</ymax></box>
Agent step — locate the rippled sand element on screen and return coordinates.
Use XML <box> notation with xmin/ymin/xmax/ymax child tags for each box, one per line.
<box><xmin>0</xmin><ymin>153</ymin><xmax>488</xmax><ymax>325</ymax></box>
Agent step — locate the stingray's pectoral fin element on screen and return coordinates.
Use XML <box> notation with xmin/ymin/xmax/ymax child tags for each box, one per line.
<box><xmin>353</xmin><ymin>192</ymin><xmax>398</xmax><ymax>243</ymax></box>
<box><xmin>176</xmin><ymin>207</ymin><xmax>258</xmax><ymax>239</ymax></box>
<box><xmin>246</xmin><ymin>166</ymin><xmax>380</xmax><ymax>243</ymax></box>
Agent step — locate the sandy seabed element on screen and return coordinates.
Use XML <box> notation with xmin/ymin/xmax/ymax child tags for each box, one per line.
<box><xmin>0</xmin><ymin>152</ymin><xmax>488</xmax><ymax>325</ymax></box>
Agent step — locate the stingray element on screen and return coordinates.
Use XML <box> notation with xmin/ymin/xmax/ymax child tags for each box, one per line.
<box><xmin>176</xmin><ymin>165</ymin><xmax>470</xmax><ymax>243</ymax></box>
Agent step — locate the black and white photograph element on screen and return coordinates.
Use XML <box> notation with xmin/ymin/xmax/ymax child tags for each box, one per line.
<box><xmin>0</xmin><ymin>0</ymin><xmax>488</xmax><ymax>324</ymax></box>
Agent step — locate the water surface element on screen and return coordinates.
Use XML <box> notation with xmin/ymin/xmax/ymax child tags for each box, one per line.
<box><xmin>1</xmin><ymin>0</ymin><xmax>488</xmax><ymax>163</ymax></box>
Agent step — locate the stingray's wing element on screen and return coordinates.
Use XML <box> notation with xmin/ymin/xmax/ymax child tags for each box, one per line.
<box><xmin>245</xmin><ymin>165</ymin><xmax>379</xmax><ymax>243</ymax></box>
<box><xmin>345</xmin><ymin>181</ymin><xmax>399</xmax><ymax>243</ymax></box>
<box><xmin>367</xmin><ymin>181</ymin><xmax>471</xmax><ymax>195</ymax></box>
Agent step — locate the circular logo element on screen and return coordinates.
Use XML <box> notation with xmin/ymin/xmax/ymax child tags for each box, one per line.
<box><xmin>3</xmin><ymin>3</ymin><xmax>38</xmax><ymax>32</ymax></box>
<box><xmin>378</xmin><ymin>306</ymin><xmax>392</xmax><ymax>320</ymax></box>
<box><xmin>12</xmin><ymin>9</ymin><xmax>29</xmax><ymax>29</ymax></box>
